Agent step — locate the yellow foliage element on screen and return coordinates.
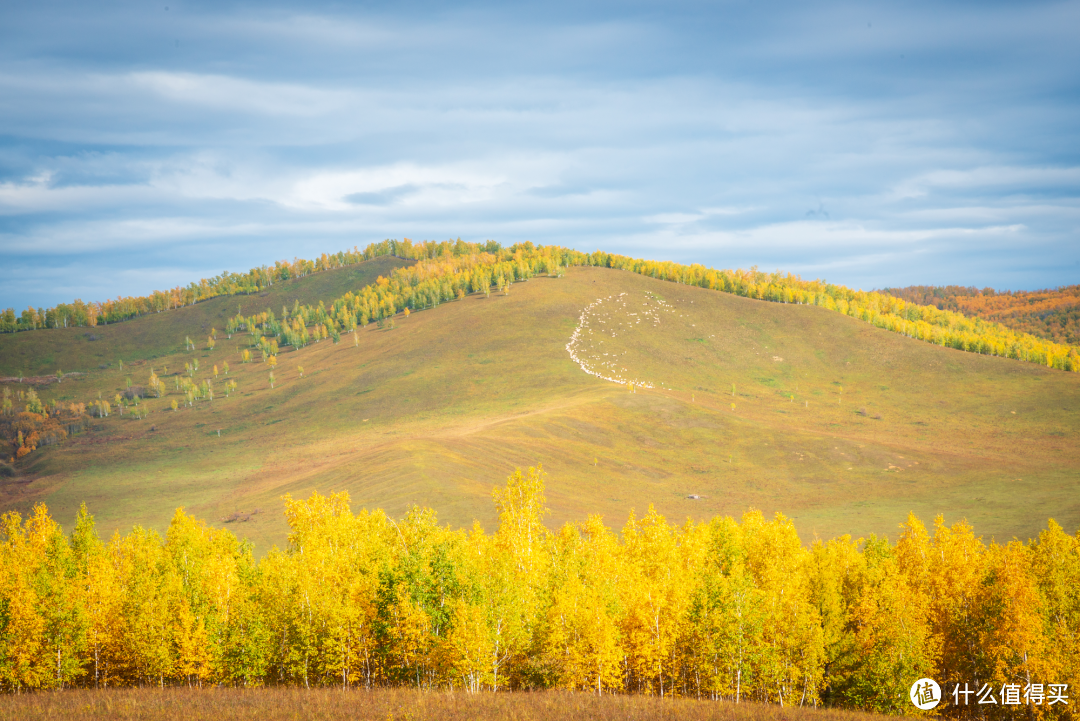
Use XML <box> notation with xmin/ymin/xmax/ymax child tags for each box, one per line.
<box><xmin>0</xmin><ymin>470</ymin><xmax>1077</xmax><ymax>714</ymax></box>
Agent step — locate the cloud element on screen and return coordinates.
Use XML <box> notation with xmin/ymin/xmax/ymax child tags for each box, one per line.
<box><xmin>124</xmin><ymin>72</ymin><xmax>352</xmax><ymax>117</ymax></box>
<box><xmin>290</xmin><ymin>164</ymin><xmax>513</xmax><ymax>211</ymax></box>
<box><xmin>623</xmin><ymin>220</ymin><xmax>1029</xmax><ymax>255</ymax></box>
<box><xmin>643</xmin><ymin>207</ymin><xmax>762</xmax><ymax>226</ymax></box>
<box><xmin>1</xmin><ymin>0</ymin><xmax>1078</xmax><ymax>307</ymax></box>
<box><xmin>643</xmin><ymin>213</ymin><xmax>704</xmax><ymax>225</ymax></box>
<box><xmin>890</xmin><ymin>166</ymin><xmax>1080</xmax><ymax>200</ymax></box>
<box><xmin>343</xmin><ymin>185</ymin><xmax>420</xmax><ymax>207</ymax></box>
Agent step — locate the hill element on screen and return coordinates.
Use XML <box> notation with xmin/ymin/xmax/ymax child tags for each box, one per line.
<box><xmin>0</xmin><ymin>254</ymin><xmax>412</xmax><ymax>378</ymax></box>
<box><xmin>880</xmin><ymin>283</ymin><xmax>1080</xmax><ymax>346</ymax></box>
<box><xmin>1</xmin><ymin>255</ymin><xmax>1077</xmax><ymax>550</ymax></box>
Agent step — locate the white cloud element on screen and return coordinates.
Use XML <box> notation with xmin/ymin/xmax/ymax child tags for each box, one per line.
<box><xmin>644</xmin><ymin>207</ymin><xmax>765</xmax><ymax>225</ymax></box>
<box><xmin>700</xmin><ymin>206</ymin><xmax>763</xmax><ymax>216</ymax></box>
<box><xmin>891</xmin><ymin>166</ymin><xmax>1080</xmax><ymax>200</ymax></box>
<box><xmin>643</xmin><ymin>212</ymin><xmax>704</xmax><ymax>225</ymax></box>
<box><xmin>124</xmin><ymin>71</ymin><xmax>353</xmax><ymax>117</ymax></box>
<box><xmin>289</xmin><ymin>164</ymin><xmax>506</xmax><ymax>211</ymax></box>
<box><xmin>620</xmin><ymin>220</ymin><xmax>1029</xmax><ymax>256</ymax></box>
<box><xmin>2</xmin><ymin>0</ymin><xmax>1078</xmax><ymax>306</ymax></box>
<box><xmin>0</xmin><ymin>176</ymin><xmax>157</xmax><ymax>214</ymax></box>
<box><xmin>898</xmin><ymin>203</ymin><xmax>1080</xmax><ymax>224</ymax></box>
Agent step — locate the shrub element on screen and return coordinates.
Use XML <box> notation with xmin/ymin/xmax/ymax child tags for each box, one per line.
<box><xmin>124</xmin><ymin>385</ymin><xmax>146</xmax><ymax>400</ymax></box>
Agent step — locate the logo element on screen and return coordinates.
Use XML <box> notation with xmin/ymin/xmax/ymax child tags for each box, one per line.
<box><xmin>911</xmin><ymin>678</ymin><xmax>942</xmax><ymax>710</ymax></box>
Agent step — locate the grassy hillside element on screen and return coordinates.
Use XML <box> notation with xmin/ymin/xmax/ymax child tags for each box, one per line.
<box><xmin>0</xmin><ymin>254</ymin><xmax>412</xmax><ymax>378</ymax></box>
<box><xmin>2</xmin><ymin>262</ymin><xmax>1078</xmax><ymax>550</ymax></box>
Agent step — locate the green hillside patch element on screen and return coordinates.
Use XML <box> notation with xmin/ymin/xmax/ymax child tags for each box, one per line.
<box><xmin>0</xmin><ymin>254</ymin><xmax>411</xmax><ymax>377</ymax></box>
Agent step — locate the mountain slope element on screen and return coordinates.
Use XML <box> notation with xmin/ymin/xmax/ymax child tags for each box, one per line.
<box><xmin>0</xmin><ymin>254</ymin><xmax>412</xmax><ymax>378</ymax></box>
<box><xmin>2</xmin><ymin>263</ymin><xmax>1078</xmax><ymax>550</ymax></box>
<box><xmin>880</xmin><ymin>283</ymin><xmax>1080</xmax><ymax>346</ymax></box>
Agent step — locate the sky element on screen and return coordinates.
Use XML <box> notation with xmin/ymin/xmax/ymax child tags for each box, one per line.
<box><xmin>1</xmin><ymin>0</ymin><xmax>1078</xmax><ymax>310</ymax></box>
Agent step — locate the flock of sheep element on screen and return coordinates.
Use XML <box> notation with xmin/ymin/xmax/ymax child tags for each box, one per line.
<box><xmin>566</xmin><ymin>291</ymin><xmax>689</xmax><ymax>389</ymax></box>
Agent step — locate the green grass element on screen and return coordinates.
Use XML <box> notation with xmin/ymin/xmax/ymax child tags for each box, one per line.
<box><xmin>3</xmin><ymin>263</ymin><xmax>1078</xmax><ymax>552</ymax></box>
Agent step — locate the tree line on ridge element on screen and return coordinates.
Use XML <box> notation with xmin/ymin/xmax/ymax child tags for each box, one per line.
<box><xmin>880</xmin><ymin>284</ymin><xmax>1080</xmax><ymax>347</ymax></box>
<box><xmin>2</xmin><ymin>240</ymin><xmax>1077</xmax><ymax>373</ymax></box>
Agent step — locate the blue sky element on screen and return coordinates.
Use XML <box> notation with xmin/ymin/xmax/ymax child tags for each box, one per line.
<box><xmin>1</xmin><ymin>0</ymin><xmax>1078</xmax><ymax>310</ymax></box>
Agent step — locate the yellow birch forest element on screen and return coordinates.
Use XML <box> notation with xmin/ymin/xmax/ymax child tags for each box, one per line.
<box><xmin>1</xmin><ymin>466</ymin><xmax>1077</xmax><ymax>718</ymax></box>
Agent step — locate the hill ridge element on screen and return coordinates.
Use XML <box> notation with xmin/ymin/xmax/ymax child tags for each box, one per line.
<box><xmin>3</xmin><ymin>241</ymin><xmax>1077</xmax><ymax>375</ymax></box>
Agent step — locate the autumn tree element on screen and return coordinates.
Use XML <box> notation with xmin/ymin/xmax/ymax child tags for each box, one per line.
<box><xmin>0</xmin><ymin>477</ymin><xmax>1076</xmax><ymax>705</ymax></box>
<box><xmin>738</xmin><ymin>510</ymin><xmax>824</xmax><ymax>706</ymax></box>
<box><xmin>149</xmin><ymin>370</ymin><xmax>163</xmax><ymax>398</ymax></box>
<box><xmin>1029</xmin><ymin>520</ymin><xmax>1080</xmax><ymax>709</ymax></box>
<box><xmin>681</xmin><ymin>515</ymin><xmax>763</xmax><ymax>702</ymax></box>
<box><xmin>827</xmin><ymin>531</ymin><xmax>936</xmax><ymax>713</ymax></box>
<box><xmin>24</xmin><ymin>388</ymin><xmax>43</xmax><ymax>414</ymax></box>
<box><xmin>0</xmin><ymin>505</ymin><xmax>88</xmax><ymax>690</ymax></box>
<box><xmin>540</xmin><ymin>515</ymin><xmax>624</xmax><ymax>694</ymax></box>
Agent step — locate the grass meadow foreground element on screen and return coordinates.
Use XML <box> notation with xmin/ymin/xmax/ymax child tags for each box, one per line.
<box><xmin>0</xmin><ymin>687</ymin><xmax>893</xmax><ymax>721</ymax></box>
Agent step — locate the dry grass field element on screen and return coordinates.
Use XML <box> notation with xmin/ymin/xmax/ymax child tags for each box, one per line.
<box><xmin>2</xmin><ymin>260</ymin><xmax>1078</xmax><ymax>549</ymax></box>
<box><xmin>0</xmin><ymin>687</ymin><xmax>895</xmax><ymax>721</ymax></box>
